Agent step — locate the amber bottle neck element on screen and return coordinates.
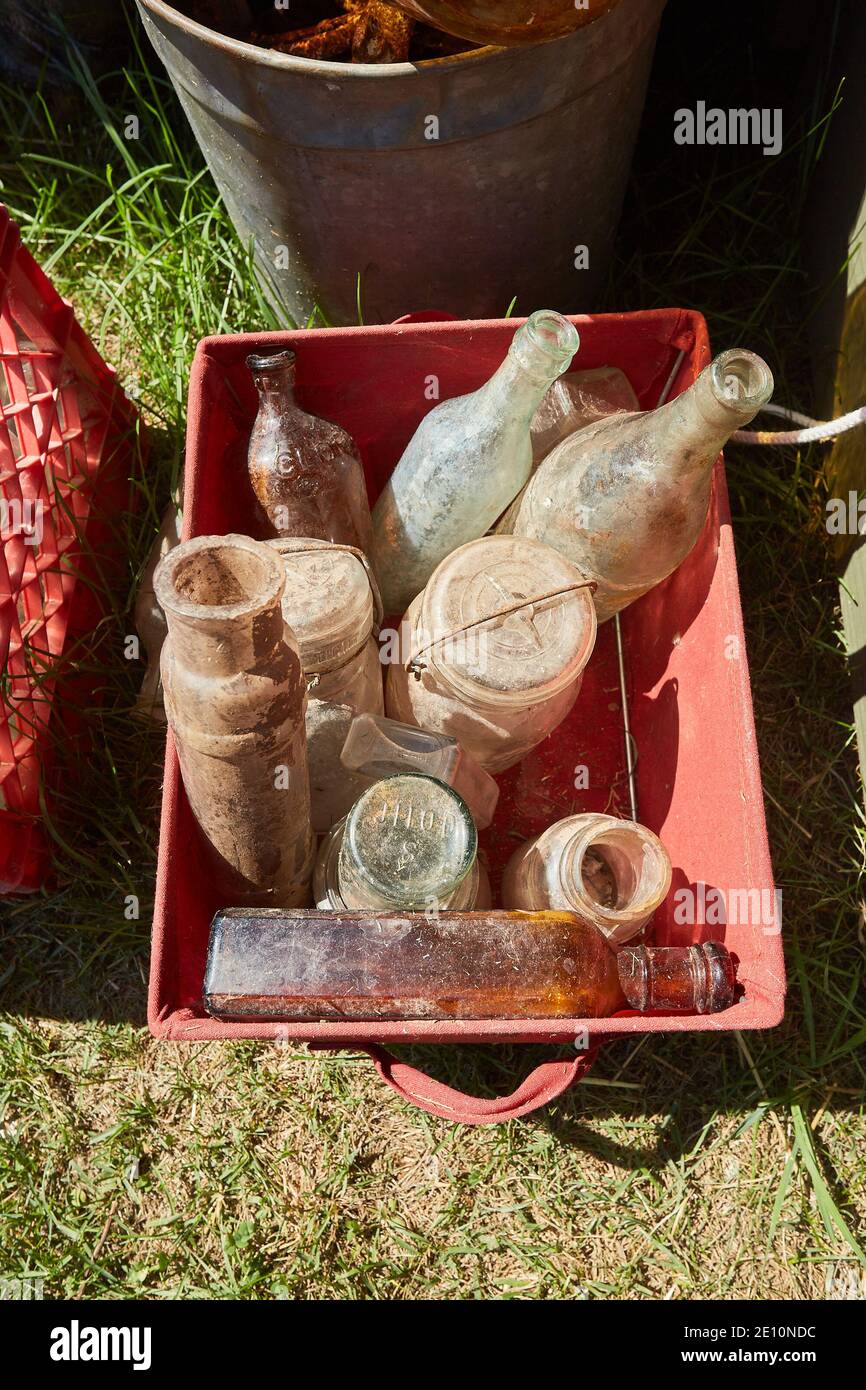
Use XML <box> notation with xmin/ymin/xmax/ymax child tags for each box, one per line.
<box><xmin>616</xmin><ymin>942</ymin><xmax>736</xmax><ymax>1014</ymax></box>
<box><xmin>248</xmin><ymin>351</ymin><xmax>298</xmax><ymax>407</ymax></box>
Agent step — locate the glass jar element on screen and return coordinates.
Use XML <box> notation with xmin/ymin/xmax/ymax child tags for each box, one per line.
<box><xmin>385</xmin><ymin>535</ymin><xmax>596</xmax><ymax>773</ymax></box>
<box><xmin>501</xmin><ymin>813</ymin><xmax>672</xmax><ymax>946</ymax></box>
<box><xmin>314</xmin><ymin>774</ymin><xmax>491</xmax><ymax>911</ymax></box>
<box><xmin>269</xmin><ymin>537</ymin><xmax>384</xmax><ymax>832</ymax></box>
<box><xmin>340</xmin><ymin>712</ymin><xmax>500</xmax><ymax>830</ymax></box>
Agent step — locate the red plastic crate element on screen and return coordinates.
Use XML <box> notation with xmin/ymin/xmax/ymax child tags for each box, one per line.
<box><xmin>0</xmin><ymin>206</ymin><xmax>139</xmax><ymax>892</ymax></box>
<box><xmin>149</xmin><ymin>310</ymin><xmax>784</xmax><ymax>1124</ymax></box>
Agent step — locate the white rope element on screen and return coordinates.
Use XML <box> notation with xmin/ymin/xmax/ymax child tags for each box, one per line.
<box><xmin>732</xmin><ymin>401</ymin><xmax>866</xmax><ymax>445</ymax></box>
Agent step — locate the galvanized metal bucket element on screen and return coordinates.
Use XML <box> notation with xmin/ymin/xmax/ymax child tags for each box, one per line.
<box><xmin>137</xmin><ymin>0</ymin><xmax>666</xmax><ymax>325</ymax></box>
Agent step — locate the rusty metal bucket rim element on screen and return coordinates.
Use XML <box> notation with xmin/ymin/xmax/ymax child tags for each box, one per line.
<box><xmin>138</xmin><ymin>0</ymin><xmax>515</xmax><ymax>75</ymax></box>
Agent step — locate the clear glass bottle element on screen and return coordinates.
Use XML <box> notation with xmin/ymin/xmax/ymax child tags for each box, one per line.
<box><xmin>314</xmin><ymin>774</ymin><xmax>491</xmax><ymax>911</ymax></box>
<box><xmin>501</xmin><ymin>813</ymin><xmax>672</xmax><ymax>946</ymax></box>
<box><xmin>371</xmin><ymin>310</ymin><xmax>580</xmax><ymax>614</ymax></box>
<box><xmin>154</xmin><ymin>533</ymin><xmax>315</xmax><ymax>907</ymax></box>
<box><xmin>506</xmin><ymin>349</ymin><xmax>774</xmax><ymax>621</ymax></box>
<box><xmin>246</xmin><ymin>349</ymin><xmax>374</xmax><ymax>555</ymax></box>
<box><xmin>385</xmin><ymin>535</ymin><xmax>596</xmax><ymax>773</ymax></box>
<box><xmin>340</xmin><ymin>712</ymin><xmax>500</xmax><ymax>829</ymax></box>
<box><xmin>268</xmin><ymin>537</ymin><xmax>384</xmax><ymax>833</ymax></box>
<box><xmin>205</xmin><ymin>910</ymin><xmax>737</xmax><ymax>1023</ymax></box>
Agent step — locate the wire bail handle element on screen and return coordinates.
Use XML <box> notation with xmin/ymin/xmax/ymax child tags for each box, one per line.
<box><xmin>403</xmin><ymin>578</ymin><xmax>597</xmax><ymax>679</ymax></box>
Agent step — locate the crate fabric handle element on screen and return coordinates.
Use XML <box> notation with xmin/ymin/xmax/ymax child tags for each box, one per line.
<box><xmin>357</xmin><ymin>1042</ymin><xmax>601</xmax><ymax>1125</ymax></box>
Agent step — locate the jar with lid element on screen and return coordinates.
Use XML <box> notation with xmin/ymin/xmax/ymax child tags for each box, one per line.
<box><xmin>385</xmin><ymin>535</ymin><xmax>597</xmax><ymax>773</ymax></box>
<box><xmin>269</xmin><ymin>537</ymin><xmax>384</xmax><ymax>832</ymax></box>
<box><xmin>314</xmin><ymin>774</ymin><xmax>491</xmax><ymax>911</ymax></box>
<box><xmin>501</xmin><ymin>813</ymin><xmax>672</xmax><ymax>946</ymax></box>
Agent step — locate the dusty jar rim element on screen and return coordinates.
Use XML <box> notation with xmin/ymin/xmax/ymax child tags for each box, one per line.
<box><xmin>557</xmin><ymin>814</ymin><xmax>672</xmax><ymax>923</ymax></box>
<box><xmin>268</xmin><ymin>537</ymin><xmax>377</xmax><ymax>672</ymax></box>
<box><xmin>154</xmin><ymin>533</ymin><xmax>285</xmax><ymax>626</ymax></box>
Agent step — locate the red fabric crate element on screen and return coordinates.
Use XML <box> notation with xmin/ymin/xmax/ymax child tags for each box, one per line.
<box><xmin>149</xmin><ymin>310</ymin><xmax>784</xmax><ymax>1124</ymax></box>
<box><xmin>0</xmin><ymin>205</ymin><xmax>139</xmax><ymax>892</ymax></box>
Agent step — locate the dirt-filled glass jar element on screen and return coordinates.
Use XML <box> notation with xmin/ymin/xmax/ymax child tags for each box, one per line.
<box><xmin>385</xmin><ymin>535</ymin><xmax>597</xmax><ymax>772</ymax></box>
<box><xmin>314</xmin><ymin>774</ymin><xmax>491</xmax><ymax>911</ymax></box>
<box><xmin>501</xmin><ymin>813</ymin><xmax>672</xmax><ymax>946</ymax></box>
<box><xmin>269</xmin><ymin>537</ymin><xmax>384</xmax><ymax>832</ymax></box>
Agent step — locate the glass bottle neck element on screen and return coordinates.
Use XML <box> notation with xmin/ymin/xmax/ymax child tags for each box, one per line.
<box><xmin>165</xmin><ymin>605</ymin><xmax>287</xmax><ymax>676</ymax></box>
<box><xmin>653</xmin><ymin>349</ymin><xmax>774</xmax><ymax>474</ymax></box>
<box><xmin>479</xmin><ymin>310</ymin><xmax>580</xmax><ymax>424</ymax></box>
<box><xmin>616</xmin><ymin>942</ymin><xmax>736</xmax><ymax>1013</ymax></box>
<box><xmin>254</xmin><ymin>368</ymin><xmax>297</xmax><ymax>410</ymax></box>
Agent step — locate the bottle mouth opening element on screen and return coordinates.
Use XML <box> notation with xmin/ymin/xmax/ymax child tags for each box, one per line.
<box><xmin>561</xmin><ymin>821</ymin><xmax>671</xmax><ymax>921</ymax></box>
<box><xmin>155</xmin><ymin>534</ymin><xmax>284</xmax><ymax>622</ymax></box>
<box><xmin>246</xmin><ymin>349</ymin><xmax>296</xmax><ymax>374</ymax></box>
<box><xmin>710</xmin><ymin>350</ymin><xmax>774</xmax><ymax>409</ymax></box>
<box><xmin>522</xmin><ymin>310</ymin><xmax>580</xmax><ymax>368</ymax></box>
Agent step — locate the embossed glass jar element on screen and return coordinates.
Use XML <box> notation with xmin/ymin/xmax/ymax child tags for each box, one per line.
<box><xmin>385</xmin><ymin>535</ymin><xmax>597</xmax><ymax>773</ymax></box>
<box><xmin>314</xmin><ymin>774</ymin><xmax>491</xmax><ymax>911</ymax></box>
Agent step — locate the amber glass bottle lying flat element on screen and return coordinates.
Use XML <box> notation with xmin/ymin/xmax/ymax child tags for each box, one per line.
<box><xmin>204</xmin><ymin>909</ymin><xmax>736</xmax><ymax>1022</ymax></box>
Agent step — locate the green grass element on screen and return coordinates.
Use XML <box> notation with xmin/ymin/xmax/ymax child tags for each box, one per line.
<box><xmin>0</xmin><ymin>14</ymin><xmax>864</xmax><ymax>1300</ymax></box>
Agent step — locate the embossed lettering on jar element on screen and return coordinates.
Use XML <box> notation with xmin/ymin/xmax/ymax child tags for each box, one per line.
<box><xmin>385</xmin><ymin>535</ymin><xmax>597</xmax><ymax>772</ymax></box>
<box><xmin>314</xmin><ymin>773</ymin><xmax>491</xmax><ymax>911</ymax></box>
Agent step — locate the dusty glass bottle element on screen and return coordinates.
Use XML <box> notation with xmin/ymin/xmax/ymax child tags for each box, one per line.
<box><xmin>502</xmin><ymin>813</ymin><xmax>672</xmax><ymax>946</ymax></box>
<box><xmin>268</xmin><ymin>537</ymin><xmax>384</xmax><ymax>832</ymax></box>
<box><xmin>506</xmin><ymin>349</ymin><xmax>774</xmax><ymax>621</ymax></box>
<box><xmin>385</xmin><ymin>535</ymin><xmax>597</xmax><ymax>772</ymax></box>
<box><xmin>246</xmin><ymin>349</ymin><xmax>374</xmax><ymax>555</ymax></box>
<box><xmin>154</xmin><ymin>533</ymin><xmax>315</xmax><ymax>907</ymax></box>
<box><xmin>371</xmin><ymin>310</ymin><xmax>580</xmax><ymax>614</ymax></box>
<box><xmin>340</xmin><ymin>712</ymin><xmax>500</xmax><ymax>829</ymax></box>
<box><xmin>314</xmin><ymin>774</ymin><xmax>491</xmax><ymax>911</ymax></box>
<box><xmin>204</xmin><ymin>909</ymin><xmax>737</xmax><ymax>1023</ymax></box>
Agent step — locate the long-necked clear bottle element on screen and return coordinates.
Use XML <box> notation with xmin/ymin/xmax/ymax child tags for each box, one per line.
<box><xmin>505</xmin><ymin>349</ymin><xmax>774</xmax><ymax>622</ymax></box>
<box><xmin>371</xmin><ymin>310</ymin><xmax>579</xmax><ymax>614</ymax></box>
<box><xmin>246</xmin><ymin>349</ymin><xmax>374</xmax><ymax>556</ymax></box>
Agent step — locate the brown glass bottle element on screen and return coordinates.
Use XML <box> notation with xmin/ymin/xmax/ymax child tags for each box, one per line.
<box><xmin>246</xmin><ymin>350</ymin><xmax>374</xmax><ymax>556</ymax></box>
<box><xmin>204</xmin><ymin>909</ymin><xmax>736</xmax><ymax>1022</ymax></box>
